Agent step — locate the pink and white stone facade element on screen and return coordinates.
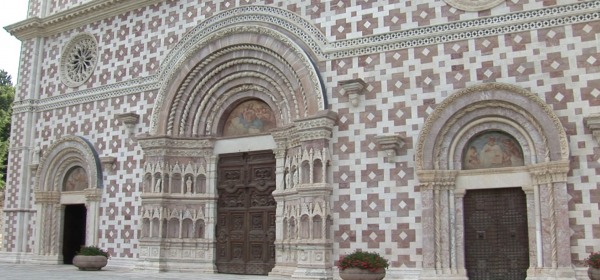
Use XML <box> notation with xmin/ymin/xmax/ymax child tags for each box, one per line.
<box><xmin>1</xmin><ymin>0</ymin><xmax>599</xmax><ymax>279</ymax></box>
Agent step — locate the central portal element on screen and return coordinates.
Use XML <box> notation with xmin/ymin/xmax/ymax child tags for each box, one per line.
<box><xmin>464</xmin><ymin>187</ymin><xmax>529</xmax><ymax>280</ymax></box>
<box><xmin>216</xmin><ymin>151</ymin><xmax>276</xmax><ymax>275</ymax></box>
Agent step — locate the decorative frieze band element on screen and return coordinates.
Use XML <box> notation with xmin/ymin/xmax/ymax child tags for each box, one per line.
<box><xmin>138</xmin><ymin>136</ymin><xmax>215</xmax><ymax>157</ymax></box>
<box><xmin>417</xmin><ymin>170</ymin><xmax>459</xmax><ymax>190</ymax></box>
<box><xmin>33</xmin><ymin>191</ymin><xmax>61</xmax><ymax>204</ymax></box>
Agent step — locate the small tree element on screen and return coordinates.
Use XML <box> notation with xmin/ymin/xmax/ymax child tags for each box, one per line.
<box><xmin>0</xmin><ymin>70</ymin><xmax>15</xmax><ymax>191</ymax></box>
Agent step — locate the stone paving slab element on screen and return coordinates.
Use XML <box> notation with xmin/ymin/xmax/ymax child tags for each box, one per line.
<box><xmin>0</xmin><ymin>263</ymin><xmax>291</xmax><ymax>280</ymax></box>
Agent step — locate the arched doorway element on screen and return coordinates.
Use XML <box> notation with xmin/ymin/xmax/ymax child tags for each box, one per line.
<box><xmin>464</xmin><ymin>187</ymin><xmax>529</xmax><ymax>280</ymax></box>
<box><xmin>215</xmin><ymin>151</ymin><xmax>276</xmax><ymax>275</ymax></box>
<box><xmin>62</xmin><ymin>204</ymin><xmax>87</xmax><ymax>264</ymax></box>
<box><xmin>138</xmin><ymin>12</ymin><xmax>335</xmax><ymax>278</ymax></box>
<box><xmin>33</xmin><ymin>136</ymin><xmax>103</xmax><ymax>263</ymax></box>
<box><xmin>415</xmin><ymin>83</ymin><xmax>574</xmax><ymax>280</ymax></box>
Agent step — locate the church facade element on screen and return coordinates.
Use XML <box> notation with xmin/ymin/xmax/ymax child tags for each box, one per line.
<box><xmin>2</xmin><ymin>0</ymin><xmax>600</xmax><ymax>279</ymax></box>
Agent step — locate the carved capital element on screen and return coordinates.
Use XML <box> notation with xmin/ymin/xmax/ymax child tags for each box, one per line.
<box><xmin>417</xmin><ymin>169</ymin><xmax>459</xmax><ymax>190</ymax></box>
<box><xmin>293</xmin><ymin>111</ymin><xmax>337</xmax><ymax>143</ymax></box>
<box><xmin>527</xmin><ymin>160</ymin><xmax>569</xmax><ymax>185</ymax></box>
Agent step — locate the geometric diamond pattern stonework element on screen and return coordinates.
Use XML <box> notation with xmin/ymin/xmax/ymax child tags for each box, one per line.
<box><xmin>2</xmin><ymin>1</ymin><xmax>599</xmax><ymax>279</ymax></box>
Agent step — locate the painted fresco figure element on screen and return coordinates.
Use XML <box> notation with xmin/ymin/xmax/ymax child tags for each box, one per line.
<box><xmin>479</xmin><ymin>137</ymin><xmax>503</xmax><ymax>168</ymax></box>
<box><xmin>465</xmin><ymin>146</ymin><xmax>480</xmax><ymax>169</ymax></box>
<box><xmin>501</xmin><ymin>138</ymin><xmax>523</xmax><ymax>167</ymax></box>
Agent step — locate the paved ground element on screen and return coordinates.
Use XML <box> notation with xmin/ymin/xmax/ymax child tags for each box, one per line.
<box><xmin>0</xmin><ymin>262</ymin><xmax>292</xmax><ymax>280</ymax></box>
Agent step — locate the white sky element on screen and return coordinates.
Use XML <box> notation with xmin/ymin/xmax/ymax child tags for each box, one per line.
<box><xmin>0</xmin><ymin>1</ymin><xmax>29</xmax><ymax>85</ymax></box>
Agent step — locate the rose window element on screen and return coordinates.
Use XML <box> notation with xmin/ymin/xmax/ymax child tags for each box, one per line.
<box><xmin>60</xmin><ymin>34</ymin><xmax>98</xmax><ymax>87</ymax></box>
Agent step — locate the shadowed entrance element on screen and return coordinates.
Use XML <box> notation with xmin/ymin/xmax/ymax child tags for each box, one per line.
<box><xmin>62</xmin><ymin>204</ymin><xmax>87</xmax><ymax>264</ymax></box>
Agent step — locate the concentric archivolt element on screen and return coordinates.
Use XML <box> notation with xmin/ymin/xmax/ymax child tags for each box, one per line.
<box><xmin>36</xmin><ymin>135</ymin><xmax>102</xmax><ymax>192</ymax></box>
<box><xmin>153</xmin><ymin>25</ymin><xmax>326</xmax><ymax>136</ymax></box>
<box><xmin>416</xmin><ymin>83</ymin><xmax>569</xmax><ymax>171</ymax></box>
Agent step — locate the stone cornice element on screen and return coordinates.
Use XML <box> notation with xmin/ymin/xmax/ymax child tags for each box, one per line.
<box><xmin>584</xmin><ymin>113</ymin><xmax>600</xmax><ymax>145</ymax></box>
<box><xmin>4</xmin><ymin>0</ymin><xmax>163</xmax><ymax>41</ymax></box>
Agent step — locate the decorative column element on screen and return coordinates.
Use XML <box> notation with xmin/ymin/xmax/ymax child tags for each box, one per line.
<box><xmin>270</xmin><ymin>110</ymin><xmax>337</xmax><ymax>280</ymax></box>
<box><xmin>271</xmin><ymin>125</ymin><xmax>298</xmax><ymax>277</ymax></box>
<box><xmin>84</xmin><ymin>188</ymin><xmax>102</xmax><ymax>246</ymax></box>
<box><xmin>291</xmin><ymin>110</ymin><xmax>336</xmax><ymax>280</ymax></box>
<box><xmin>417</xmin><ymin>170</ymin><xmax>466</xmax><ymax>280</ymax></box>
<box><xmin>137</xmin><ymin>136</ymin><xmax>216</xmax><ymax>273</ymax></box>
<box><xmin>453</xmin><ymin>189</ymin><xmax>467</xmax><ymax>276</ymax></box>
<box><xmin>527</xmin><ymin>161</ymin><xmax>575</xmax><ymax>278</ymax></box>
<box><xmin>32</xmin><ymin>191</ymin><xmax>61</xmax><ymax>262</ymax></box>
<box><xmin>522</xmin><ymin>184</ymin><xmax>540</xmax><ymax>272</ymax></box>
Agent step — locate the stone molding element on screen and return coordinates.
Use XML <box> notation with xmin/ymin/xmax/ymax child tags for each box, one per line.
<box><xmin>33</xmin><ymin>191</ymin><xmax>61</xmax><ymax>204</ymax></box>
<box><xmin>416</xmin><ymin>82</ymin><xmax>570</xmax><ymax>171</ymax></box>
<box><xmin>339</xmin><ymin>78</ymin><xmax>367</xmax><ymax>107</ymax></box>
<box><xmin>153</xmin><ymin>25</ymin><xmax>326</xmax><ymax>136</ymax></box>
<box><xmin>584</xmin><ymin>113</ymin><xmax>600</xmax><ymax>145</ymax></box>
<box><xmin>4</xmin><ymin>0</ymin><xmax>163</xmax><ymax>40</ymax></box>
<box><xmin>443</xmin><ymin>0</ymin><xmax>506</xmax><ymax>12</ymax></box>
<box><xmin>527</xmin><ymin>160</ymin><xmax>570</xmax><ymax>185</ymax></box>
<box><xmin>36</xmin><ymin>135</ymin><xmax>103</xmax><ymax>192</ymax></box>
<box><xmin>59</xmin><ymin>33</ymin><xmax>98</xmax><ymax>87</ymax></box>
<box><xmin>138</xmin><ymin>135</ymin><xmax>215</xmax><ymax>157</ymax></box>
<box><xmin>374</xmin><ymin>134</ymin><xmax>404</xmax><ymax>163</ymax></box>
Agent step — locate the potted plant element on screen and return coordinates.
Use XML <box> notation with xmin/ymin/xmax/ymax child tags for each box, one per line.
<box><xmin>72</xmin><ymin>245</ymin><xmax>110</xmax><ymax>271</ymax></box>
<box><xmin>586</xmin><ymin>251</ymin><xmax>600</xmax><ymax>280</ymax></box>
<box><xmin>337</xmin><ymin>250</ymin><xmax>389</xmax><ymax>280</ymax></box>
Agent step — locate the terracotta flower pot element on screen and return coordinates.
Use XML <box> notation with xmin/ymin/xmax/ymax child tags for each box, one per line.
<box><xmin>589</xmin><ymin>267</ymin><xmax>600</xmax><ymax>280</ymax></box>
<box><xmin>72</xmin><ymin>255</ymin><xmax>108</xmax><ymax>271</ymax></box>
<box><xmin>339</xmin><ymin>267</ymin><xmax>386</xmax><ymax>280</ymax></box>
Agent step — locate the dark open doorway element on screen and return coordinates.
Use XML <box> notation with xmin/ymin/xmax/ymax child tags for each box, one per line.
<box><xmin>62</xmin><ymin>204</ymin><xmax>87</xmax><ymax>264</ymax></box>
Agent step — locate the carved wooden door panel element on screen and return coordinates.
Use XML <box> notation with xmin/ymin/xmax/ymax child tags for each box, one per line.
<box><xmin>216</xmin><ymin>151</ymin><xmax>276</xmax><ymax>275</ymax></box>
<box><xmin>464</xmin><ymin>187</ymin><xmax>529</xmax><ymax>280</ymax></box>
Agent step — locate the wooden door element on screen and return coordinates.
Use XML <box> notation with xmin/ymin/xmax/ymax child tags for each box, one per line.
<box><xmin>216</xmin><ymin>151</ymin><xmax>276</xmax><ymax>275</ymax></box>
<box><xmin>464</xmin><ymin>187</ymin><xmax>529</xmax><ymax>280</ymax></box>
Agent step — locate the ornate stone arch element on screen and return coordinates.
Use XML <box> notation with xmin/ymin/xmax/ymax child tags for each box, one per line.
<box><xmin>33</xmin><ymin>135</ymin><xmax>103</xmax><ymax>262</ymax></box>
<box><xmin>36</xmin><ymin>136</ymin><xmax>102</xmax><ymax>191</ymax></box>
<box><xmin>416</xmin><ymin>83</ymin><xmax>573</xmax><ymax>280</ymax></box>
<box><xmin>150</xmin><ymin>24</ymin><xmax>326</xmax><ymax>137</ymax></box>
<box><xmin>138</xmin><ymin>8</ymin><xmax>335</xmax><ymax>277</ymax></box>
<box><xmin>416</xmin><ymin>83</ymin><xmax>569</xmax><ymax>171</ymax></box>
